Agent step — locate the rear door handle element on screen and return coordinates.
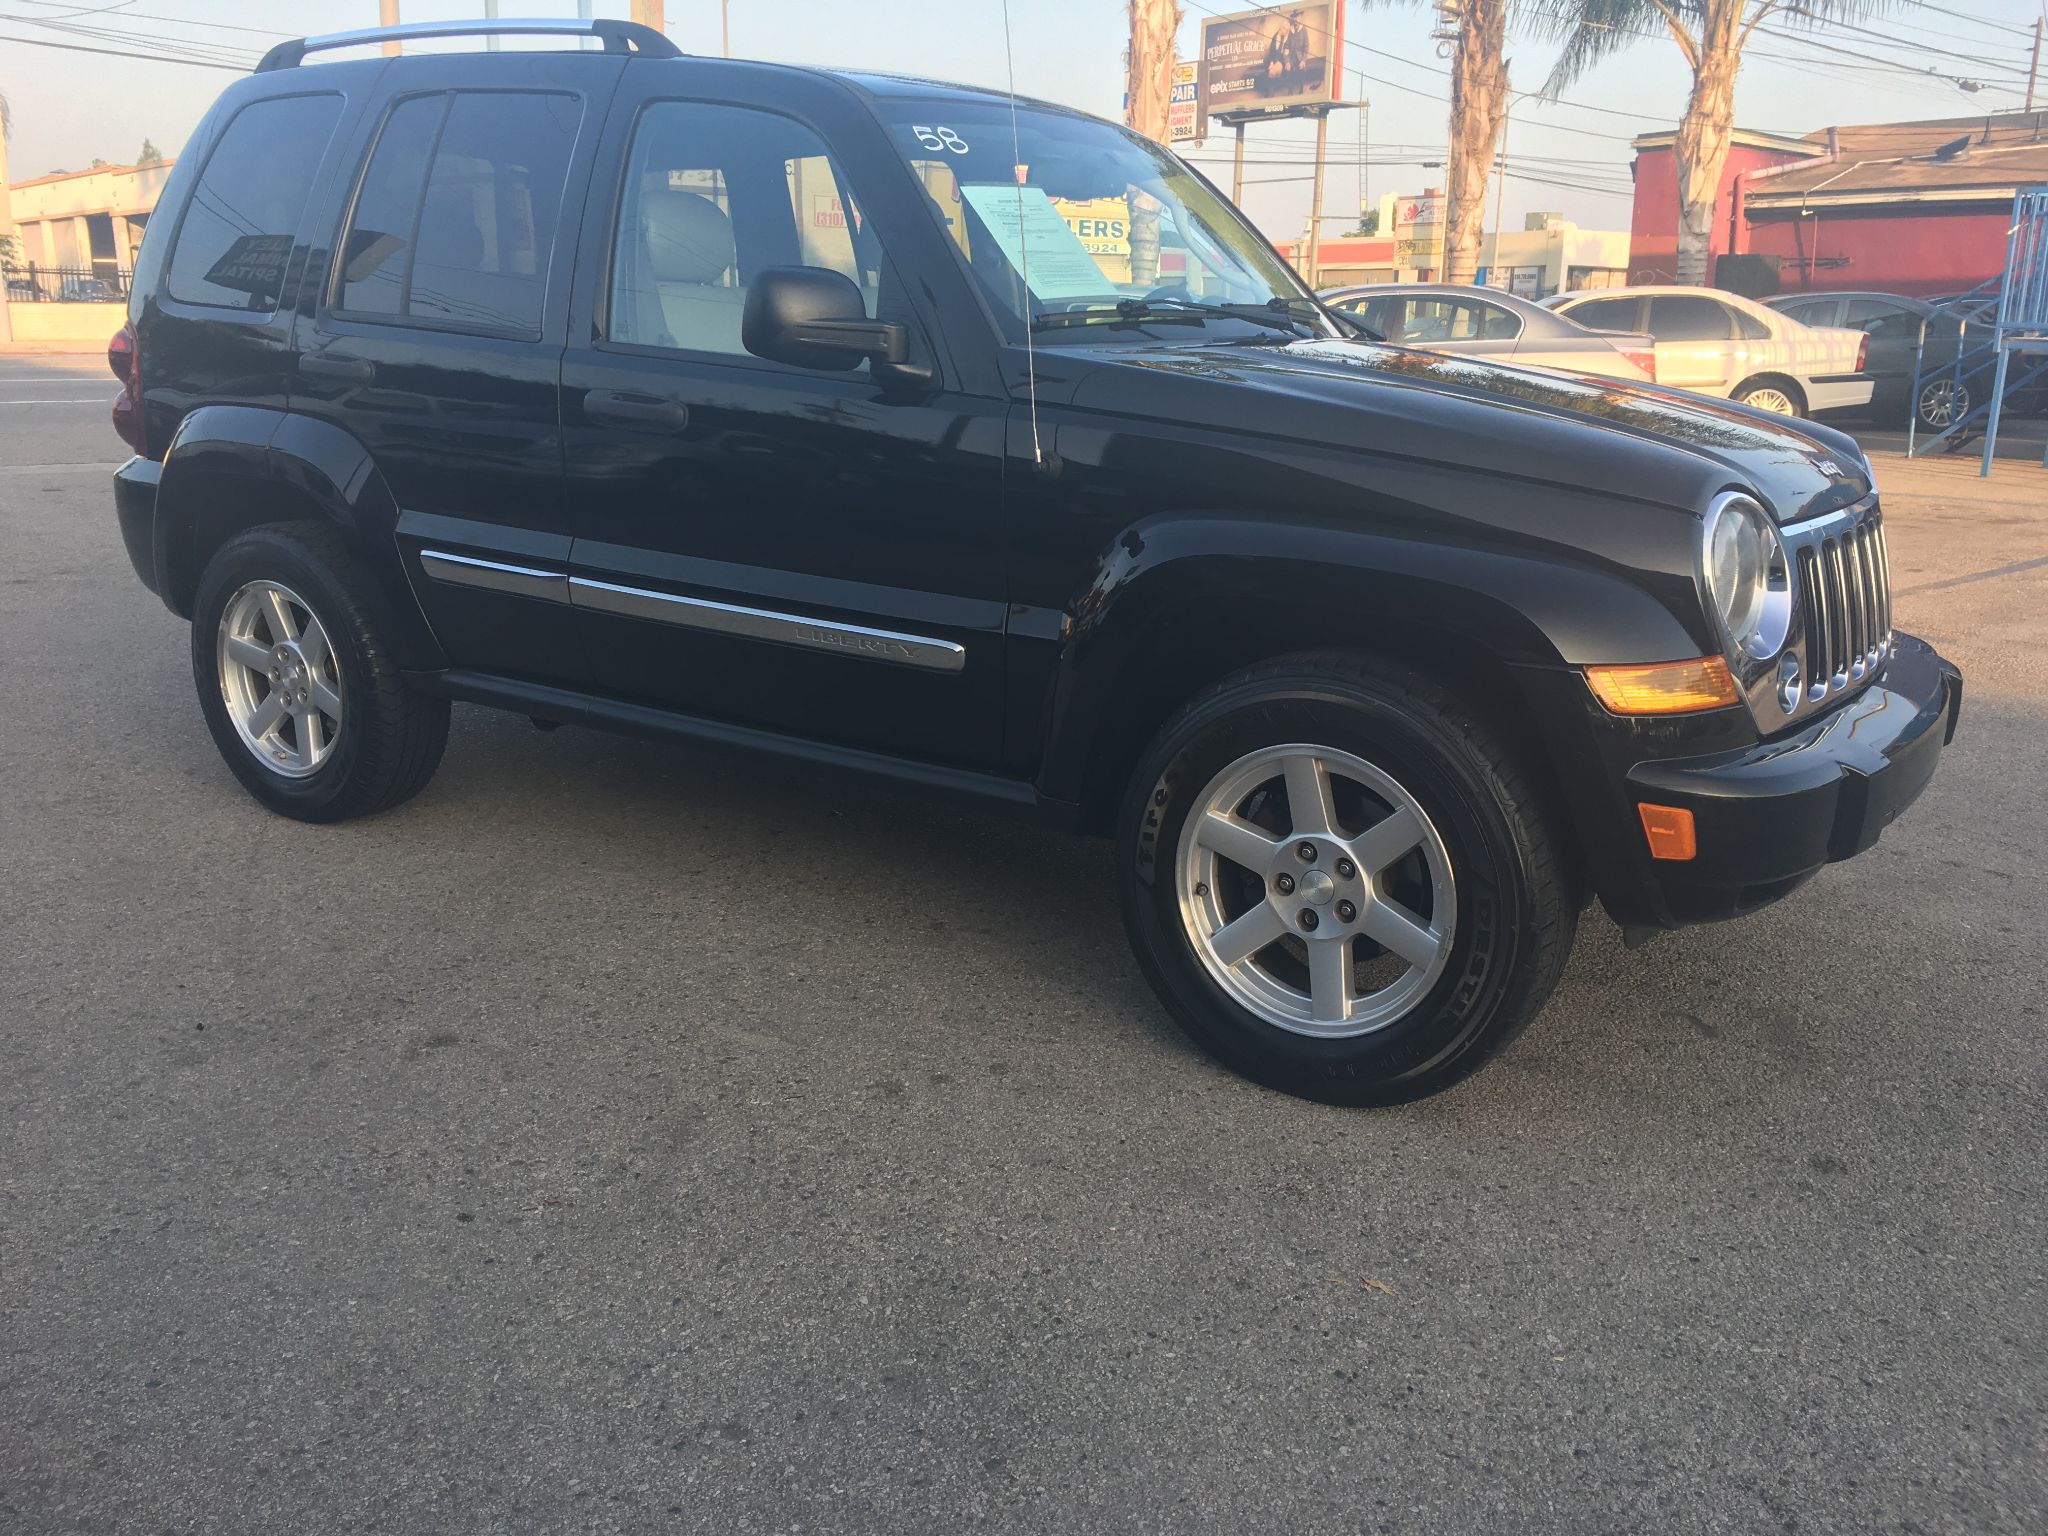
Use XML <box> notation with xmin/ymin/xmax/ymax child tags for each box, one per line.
<box><xmin>297</xmin><ymin>353</ymin><xmax>374</xmax><ymax>384</ymax></box>
<box><xmin>584</xmin><ymin>389</ymin><xmax>689</xmax><ymax>431</ymax></box>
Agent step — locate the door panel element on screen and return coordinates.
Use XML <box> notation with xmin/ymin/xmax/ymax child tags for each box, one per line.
<box><xmin>1647</xmin><ymin>294</ymin><xmax>1738</xmax><ymax>393</ymax></box>
<box><xmin>559</xmin><ymin>93</ymin><xmax>1009</xmax><ymax>768</ymax></box>
<box><xmin>291</xmin><ymin>58</ymin><xmax>622</xmax><ymax>685</ymax></box>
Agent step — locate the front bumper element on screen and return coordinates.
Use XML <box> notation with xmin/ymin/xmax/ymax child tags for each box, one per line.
<box><xmin>114</xmin><ymin>454</ymin><xmax>163</xmax><ymax>596</ymax></box>
<box><xmin>1621</xmin><ymin>633</ymin><xmax>1960</xmax><ymax>925</ymax></box>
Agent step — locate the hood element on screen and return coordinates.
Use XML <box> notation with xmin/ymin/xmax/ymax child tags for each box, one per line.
<box><xmin>1059</xmin><ymin>337</ymin><xmax>1872</xmax><ymax>525</ymax></box>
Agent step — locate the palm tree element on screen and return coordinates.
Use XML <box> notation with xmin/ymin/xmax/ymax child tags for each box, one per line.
<box><xmin>1124</xmin><ymin>0</ymin><xmax>1185</xmax><ymax>284</ymax></box>
<box><xmin>0</xmin><ymin>91</ymin><xmax>16</xmax><ymax>273</ymax></box>
<box><xmin>1441</xmin><ymin>0</ymin><xmax>1512</xmax><ymax>285</ymax></box>
<box><xmin>1534</xmin><ymin>0</ymin><xmax>1897</xmax><ymax>285</ymax></box>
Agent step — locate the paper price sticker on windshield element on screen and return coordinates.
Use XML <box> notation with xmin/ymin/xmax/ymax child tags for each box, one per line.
<box><xmin>958</xmin><ymin>183</ymin><xmax>1116</xmax><ymax>302</ymax></box>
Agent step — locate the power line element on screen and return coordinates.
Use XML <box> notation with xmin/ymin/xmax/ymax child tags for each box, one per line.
<box><xmin>1178</xmin><ymin>0</ymin><xmax>1660</xmax><ymax>140</ymax></box>
<box><xmin>0</xmin><ymin>29</ymin><xmax>242</xmax><ymax>67</ymax></box>
<box><xmin>1895</xmin><ymin>0</ymin><xmax>2043</xmax><ymax>43</ymax></box>
<box><xmin>8</xmin><ymin>0</ymin><xmax>295</xmax><ymax>35</ymax></box>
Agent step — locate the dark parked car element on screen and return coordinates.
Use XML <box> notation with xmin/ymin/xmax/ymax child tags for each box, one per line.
<box><xmin>109</xmin><ymin>18</ymin><xmax>1961</xmax><ymax>1105</ymax></box>
<box><xmin>1766</xmin><ymin>290</ymin><xmax>1998</xmax><ymax>430</ymax></box>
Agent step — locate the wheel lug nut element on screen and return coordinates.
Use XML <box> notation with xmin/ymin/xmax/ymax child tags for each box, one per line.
<box><xmin>1336</xmin><ymin>857</ymin><xmax>1356</xmax><ymax>879</ymax></box>
<box><xmin>1336</xmin><ymin>900</ymin><xmax>1357</xmax><ymax>923</ymax></box>
<box><xmin>1274</xmin><ymin>873</ymin><xmax>1296</xmax><ymax>896</ymax></box>
<box><xmin>1297</xmin><ymin>909</ymin><xmax>1319</xmax><ymax>932</ymax></box>
<box><xmin>1296</xmin><ymin>842</ymin><xmax>1317</xmax><ymax>862</ymax></box>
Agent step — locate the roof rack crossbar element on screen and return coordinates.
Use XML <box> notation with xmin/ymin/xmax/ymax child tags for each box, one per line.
<box><xmin>255</xmin><ymin>17</ymin><xmax>681</xmax><ymax>72</ymax></box>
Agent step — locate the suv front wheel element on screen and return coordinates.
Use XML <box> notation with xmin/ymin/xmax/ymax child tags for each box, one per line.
<box><xmin>191</xmin><ymin>523</ymin><xmax>448</xmax><ymax>822</ymax></box>
<box><xmin>1118</xmin><ymin>654</ymin><xmax>1576</xmax><ymax>1105</ymax></box>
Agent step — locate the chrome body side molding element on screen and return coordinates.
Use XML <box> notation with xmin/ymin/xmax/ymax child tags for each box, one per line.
<box><xmin>567</xmin><ymin>576</ymin><xmax>968</xmax><ymax>674</ymax></box>
<box><xmin>418</xmin><ymin>549</ymin><xmax>569</xmax><ymax>604</ymax></box>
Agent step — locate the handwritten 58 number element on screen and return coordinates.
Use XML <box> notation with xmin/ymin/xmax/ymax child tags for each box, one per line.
<box><xmin>910</xmin><ymin>125</ymin><xmax>969</xmax><ymax>154</ymax></box>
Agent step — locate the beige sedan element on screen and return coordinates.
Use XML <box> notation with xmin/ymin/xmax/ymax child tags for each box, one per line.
<box><xmin>1545</xmin><ymin>285</ymin><xmax>1873</xmax><ymax>417</ymax></box>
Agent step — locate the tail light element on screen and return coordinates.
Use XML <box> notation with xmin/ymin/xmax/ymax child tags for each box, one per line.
<box><xmin>108</xmin><ymin>321</ymin><xmax>147</xmax><ymax>455</ymax></box>
<box><xmin>1621</xmin><ymin>347</ymin><xmax>1657</xmax><ymax>383</ymax></box>
<box><xmin>1855</xmin><ymin>334</ymin><xmax>1869</xmax><ymax>372</ymax></box>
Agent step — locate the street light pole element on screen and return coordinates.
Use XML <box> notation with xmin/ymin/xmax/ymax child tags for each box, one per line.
<box><xmin>2027</xmin><ymin>17</ymin><xmax>2042</xmax><ymax>113</ymax></box>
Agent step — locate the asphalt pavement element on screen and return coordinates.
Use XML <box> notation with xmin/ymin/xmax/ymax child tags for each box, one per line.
<box><xmin>2</xmin><ymin>353</ymin><xmax>2043</xmax><ymax>1535</ymax></box>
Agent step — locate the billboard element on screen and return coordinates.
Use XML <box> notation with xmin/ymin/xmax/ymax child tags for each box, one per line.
<box><xmin>1197</xmin><ymin>3</ymin><xmax>1344</xmax><ymax>128</ymax></box>
<box><xmin>1168</xmin><ymin>60</ymin><xmax>1200</xmax><ymax>144</ymax></box>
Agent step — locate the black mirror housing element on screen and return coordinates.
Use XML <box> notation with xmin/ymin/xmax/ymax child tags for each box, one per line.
<box><xmin>743</xmin><ymin>266</ymin><xmax>909</xmax><ymax>373</ymax></box>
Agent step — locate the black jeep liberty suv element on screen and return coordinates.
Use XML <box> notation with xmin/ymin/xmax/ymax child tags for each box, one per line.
<box><xmin>108</xmin><ymin>18</ymin><xmax>1962</xmax><ymax>1104</ymax></box>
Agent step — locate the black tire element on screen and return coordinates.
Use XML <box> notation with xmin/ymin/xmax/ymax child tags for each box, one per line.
<box><xmin>190</xmin><ymin>522</ymin><xmax>448</xmax><ymax>823</ymax></box>
<box><xmin>1730</xmin><ymin>376</ymin><xmax>1806</xmax><ymax>418</ymax></box>
<box><xmin>1117</xmin><ymin>653</ymin><xmax>1576</xmax><ymax>1106</ymax></box>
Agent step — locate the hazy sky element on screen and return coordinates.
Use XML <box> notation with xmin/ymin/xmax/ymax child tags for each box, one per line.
<box><xmin>4</xmin><ymin>0</ymin><xmax>2044</xmax><ymax>241</ymax></box>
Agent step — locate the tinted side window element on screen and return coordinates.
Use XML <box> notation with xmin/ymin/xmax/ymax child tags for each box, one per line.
<box><xmin>607</xmin><ymin>102</ymin><xmax>888</xmax><ymax>360</ymax></box>
<box><xmin>1474</xmin><ymin>302</ymin><xmax>1520</xmax><ymax>340</ymax></box>
<box><xmin>165</xmin><ymin>94</ymin><xmax>344</xmax><ymax>312</ymax></box>
<box><xmin>1648</xmin><ymin>296</ymin><xmax>1736</xmax><ymax>342</ymax></box>
<box><xmin>1778</xmin><ymin>298</ymin><xmax>1836</xmax><ymax>327</ymax></box>
<box><xmin>338</xmin><ymin>91</ymin><xmax>581</xmax><ymax>337</ymax></box>
<box><xmin>1843</xmin><ymin>298</ymin><xmax>1920</xmax><ymax>340</ymax></box>
<box><xmin>338</xmin><ymin>96</ymin><xmax>443</xmax><ymax>320</ymax></box>
<box><xmin>1563</xmin><ymin>296</ymin><xmax>1640</xmax><ymax>332</ymax></box>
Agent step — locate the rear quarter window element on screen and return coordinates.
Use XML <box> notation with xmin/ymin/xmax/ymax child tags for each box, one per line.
<box><xmin>163</xmin><ymin>93</ymin><xmax>345</xmax><ymax>313</ymax></box>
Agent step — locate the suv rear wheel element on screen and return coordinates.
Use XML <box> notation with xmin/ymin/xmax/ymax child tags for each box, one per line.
<box><xmin>191</xmin><ymin>523</ymin><xmax>448</xmax><ymax>822</ymax></box>
<box><xmin>1118</xmin><ymin>654</ymin><xmax>1575</xmax><ymax>1105</ymax></box>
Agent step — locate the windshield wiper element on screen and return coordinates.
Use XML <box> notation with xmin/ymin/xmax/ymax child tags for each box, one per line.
<box><xmin>1030</xmin><ymin>296</ymin><xmax>1318</xmax><ymax>339</ymax></box>
<box><xmin>1137</xmin><ymin>297</ymin><xmax>1322</xmax><ymax>338</ymax></box>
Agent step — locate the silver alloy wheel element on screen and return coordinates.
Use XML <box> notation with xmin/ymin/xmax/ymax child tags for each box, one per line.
<box><xmin>1174</xmin><ymin>744</ymin><xmax>1457</xmax><ymax>1038</ymax></box>
<box><xmin>1918</xmin><ymin>378</ymin><xmax>1968</xmax><ymax>429</ymax></box>
<box><xmin>216</xmin><ymin>579</ymin><xmax>345</xmax><ymax>779</ymax></box>
<box><xmin>1740</xmin><ymin>386</ymin><xmax>1798</xmax><ymax>415</ymax></box>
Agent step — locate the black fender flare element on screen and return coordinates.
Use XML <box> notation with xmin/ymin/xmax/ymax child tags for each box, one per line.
<box><xmin>1034</xmin><ymin>514</ymin><xmax>1716</xmax><ymax>906</ymax></box>
<box><xmin>153</xmin><ymin>405</ymin><xmax>445</xmax><ymax>670</ymax></box>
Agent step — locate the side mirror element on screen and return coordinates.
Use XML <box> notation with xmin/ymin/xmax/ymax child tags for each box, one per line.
<box><xmin>742</xmin><ymin>266</ymin><xmax>908</xmax><ymax>373</ymax></box>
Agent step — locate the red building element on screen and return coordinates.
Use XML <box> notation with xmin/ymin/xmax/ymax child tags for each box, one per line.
<box><xmin>1629</xmin><ymin>110</ymin><xmax>2048</xmax><ymax>297</ymax></box>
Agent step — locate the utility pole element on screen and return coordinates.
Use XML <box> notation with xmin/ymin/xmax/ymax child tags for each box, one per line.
<box><xmin>1306</xmin><ymin>107</ymin><xmax>1330</xmax><ymax>287</ymax></box>
<box><xmin>2027</xmin><ymin>17</ymin><xmax>2042</xmax><ymax>114</ymax></box>
<box><xmin>484</xmin><ymin>0</ymin><xmax>498</xmax><ymax>50</ymax></box>
<box><xmin>380</xmin><ymin>0</ymin><xmax>400</xmax><ymax>55</ymax></box>
<box><xmin>1488</xmin><ymin>93</ymin><xmax>1513</xmax><ymax>286</ymax></box>
<box><xmin>630</xmin><ymin>0</ymin><xmax>666</xmax><ymax>34</ymax></box>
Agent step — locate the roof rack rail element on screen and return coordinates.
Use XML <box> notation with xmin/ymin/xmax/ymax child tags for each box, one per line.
<box><xmin>255</xmin><ymin>17</ymin><xmax>681</xmax><ymax>72</ymax></box>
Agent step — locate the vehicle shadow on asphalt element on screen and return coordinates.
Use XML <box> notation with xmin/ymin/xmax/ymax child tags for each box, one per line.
<box><xmin>383</xmin><ymin>687</ymin><xmax>2036</xmax><ymax>1129</ymax></box>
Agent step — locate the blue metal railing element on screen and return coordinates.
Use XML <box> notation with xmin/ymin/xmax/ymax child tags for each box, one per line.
<box><xmin>1934</xmin><ymin>188</ymin><xmax>2048</xmax><ymax>476</ymax></box>
<box><xmin>1904</xmin><ymin>272</ymin><xmax>2048</xmax><ymax>460</ymax></box>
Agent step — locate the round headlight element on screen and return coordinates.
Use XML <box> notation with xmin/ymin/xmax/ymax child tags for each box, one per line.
<box><xmin>1701</xmin><ymin>493</ymin><xmax>1787</xmax><ymax>659</ymax></box>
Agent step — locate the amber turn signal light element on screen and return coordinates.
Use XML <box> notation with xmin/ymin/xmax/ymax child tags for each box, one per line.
<box><xmin>1584</xmin><ymin>656</ymin><xmax>1739</xmax><ymax>715</ymax></box>
<box><xmin>1637</xmin><ymin>804</ymin><xmax>1698</xmax><ymax>861</ymax></box>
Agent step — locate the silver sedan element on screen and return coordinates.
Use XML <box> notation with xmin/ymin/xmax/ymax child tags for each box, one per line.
<box><xmin>1322</xmin><ymin>283</ymin><xmax>1657</xmax><ymax>383</ymax></box>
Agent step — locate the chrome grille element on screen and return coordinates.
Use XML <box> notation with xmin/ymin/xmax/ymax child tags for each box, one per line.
<box><xmin>1790</xmin><ymin>503</ymin><xmax>1891</xmax><ymax>708</ymax></box>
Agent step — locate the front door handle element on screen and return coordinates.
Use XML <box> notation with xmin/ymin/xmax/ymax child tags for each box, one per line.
<box><xmin>584</xmin><ymin>389</ymin><xmax>689</xmax><ymax>431</ymax></box>
<box><xmin>297</xmin><ymin>353</ymin><xmax>374</xmax><ymax>384</ymax></box>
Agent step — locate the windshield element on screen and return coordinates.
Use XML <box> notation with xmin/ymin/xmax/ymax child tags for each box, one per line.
<box><xmin>876</xmin><ymin>98</ymin><xmax>1335</xmax><ymax>343</ymax></box>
